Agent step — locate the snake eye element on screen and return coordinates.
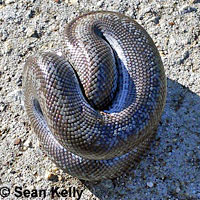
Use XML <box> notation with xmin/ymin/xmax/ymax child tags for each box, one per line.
<box><xmin>33</xmin><ymin>98</ymin><xmax>43</xmax><ymax>117</ymax></box>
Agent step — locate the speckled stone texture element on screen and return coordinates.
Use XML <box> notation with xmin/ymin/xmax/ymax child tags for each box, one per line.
<box><xmin>0</xmin><ymin>0</ymin><xmax>199</xmax><ymax>199</ymax></box>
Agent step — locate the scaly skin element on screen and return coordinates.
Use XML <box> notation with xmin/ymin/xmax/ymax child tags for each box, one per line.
<box><xmin>23</xmin><ymin>11</ymin><xmax>166</xmax><ymax>181</ymax></box>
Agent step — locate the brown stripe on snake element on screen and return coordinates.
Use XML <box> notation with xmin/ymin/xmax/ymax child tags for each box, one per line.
<box><xmin>23</xmin><ymin>11</ymin><xmax>166</xmax><ymax>181</ymax></box>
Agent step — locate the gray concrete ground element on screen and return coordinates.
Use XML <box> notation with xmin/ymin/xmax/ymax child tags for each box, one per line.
<box><xmin>0</xmin><ymin>0</ymin><xmax>199</xmax><ymax>199</ymax></box>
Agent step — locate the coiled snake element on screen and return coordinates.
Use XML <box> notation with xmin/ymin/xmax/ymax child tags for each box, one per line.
<box><xmin>23</xmin><ymin>11</ymin><xmax>166</xmax><ymax>181</ymax></box>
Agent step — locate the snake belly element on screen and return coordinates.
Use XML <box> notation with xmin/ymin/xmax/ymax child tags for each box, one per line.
<box><xmin>23</xmin><ymin>11</ymin><xmax>166</xmax><ymax>181</ymax></box>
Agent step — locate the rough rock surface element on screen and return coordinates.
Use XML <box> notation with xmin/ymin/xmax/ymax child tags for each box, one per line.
<box><xmin>0</xmin><ymin>0</ymin><xmax>199</xmax><ymax>199</ymax></box>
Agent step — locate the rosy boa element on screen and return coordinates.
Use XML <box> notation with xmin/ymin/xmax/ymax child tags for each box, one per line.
<box><xmin>23</xmin><ymin>11</ymin><xmax>166</xmax><ymax>181</ymax></box>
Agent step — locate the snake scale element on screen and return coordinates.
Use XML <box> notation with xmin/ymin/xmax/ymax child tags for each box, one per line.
<box><xmin>23</xmin><ymin>11</ymin><xmax>166</xmax><ymax>181</ymax></box>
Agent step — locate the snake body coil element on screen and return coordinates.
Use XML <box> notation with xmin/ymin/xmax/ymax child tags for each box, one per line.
<box><xmin>23</xmin><ymin>11</ymin><xmax>166</xmax><ymax>181</ymax></box>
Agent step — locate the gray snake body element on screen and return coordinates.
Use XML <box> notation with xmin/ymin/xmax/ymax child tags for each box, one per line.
<box><xmin>23</xmin><ymin>11</ymin><xmax>166</xmax><ymax>181</ymax></box>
